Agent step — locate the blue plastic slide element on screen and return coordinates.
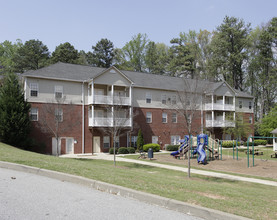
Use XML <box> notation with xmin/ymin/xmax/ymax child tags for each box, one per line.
<box><xmin>192</xmin><ymin>134</ymin><xmax>208</xmax><ymax>164</ymax></box>
<box><xmin>170</xmin><ymin>143</ymin><xmax>187</xmax><ymax>156</ymax></box>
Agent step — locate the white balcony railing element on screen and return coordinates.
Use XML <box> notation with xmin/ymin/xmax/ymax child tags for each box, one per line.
<box><xmin>89</xmin><ymin>117</ymin><xmax>131</xmax><ymax>127</ymax></box>
<box><xmin>206</xmin><ymin>120</ymin><xmax>235</xmax><ymax>128</ymax></box>
<box><xmin>205</xmin><ymin>103</ymin><xmax>235</xmax><ymax>111</ymax></box>
<box><xmin>91</xmin><ymin>95</ymin><xmax>131</xmax><ymax>105</ymax></box>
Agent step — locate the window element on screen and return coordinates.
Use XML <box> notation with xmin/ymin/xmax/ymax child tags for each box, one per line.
<box><xmin>130</xmin><ymin>136</ymin><xmax>137</xmax><ymax>148</ymax></box>
<box><xmin>239</xmin><ymin>101</ymin><xmax>242</xmax><ymax>109</ymax></box>
<box><xmin>30</xmin><ymin>108</ymin><xmax>38</xmax><ymax>121</ymax></box>
<box><xmin>171</xmin><ymin>95</ymin><xmax>177</xmax><ymax>105</ymax></box>
<box><xmin>55</xmin><ymin>85</ymin><xmax>63</xmax><ymax>99</ymax></box>
<box><xmin>161</xmin><ymin>94</ymin><xmax>166</xmax><ymax>104</ymax></box>
<box><xmin>104</xmin><ymin>136</ymin><xmax>110</xmax><ymax>148</ymax></box>
<box><xmin>55</xmin><ymin>108</ymin><xmax>63</xmax><ymax>122</ymax></box>
<box><xmin>30</xmin><ymin>83</ymin><xmax>38</xmax><ymax>97</ymax></box>
<box><xmin>146</xmin><ymin>112</ymin><xmax>152</xmax><ymax>123</ymax></box>
<box><xmin>172</xmin><ymin>112</ymin><xmax>177</xmax><ymax>123</ymax></box>
<box><xmin>249</xmin><ymin>102</ymin><xmax>252</xmax><ymax>109</ymax></box>
<box><xmin>171</xmin><ymin>135</ymin><xmax>180</xmax><ymax>145</ymax></box>
<box><xmin>162</xmin><ymin>112</ymin><xmax>167</xmax><ymax>123</ymax></box>
<box><xmin>249</xmin><ymin>116</ymin><xmax>253</xmax><ymax>124</ymax></box>
<box><xmin>89</xmin><ymin>106</ymin><xmax>92</xmax><ymax>118</ymax></box>
<box><xmin>146</xmin><ymin>92</ymin><xmax>152</xmax><ymax>103</ymax></box>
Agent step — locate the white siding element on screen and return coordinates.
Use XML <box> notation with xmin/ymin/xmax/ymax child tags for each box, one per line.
<box><xmin>236</xmin><ymin>97</ymin><xmax>253</xmax><ymax>113</ymax></box>
<box><xmin>25</xmin><ymin>78</ymin><xmax>87</xmax><ymax>105</ymax></box>
<box><xmin>94</xmin><ymin>69</ymin><xmax>131</xmax><ymax>86</ymax></box>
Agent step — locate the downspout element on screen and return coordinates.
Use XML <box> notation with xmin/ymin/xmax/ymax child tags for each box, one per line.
<box><xmin>82</xmin><ymin>81</ymin><xmax>85</xmax><ymax>154</ymax></box>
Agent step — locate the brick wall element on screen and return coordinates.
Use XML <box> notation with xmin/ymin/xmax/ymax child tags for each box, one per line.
<box><xmin>29</xmin><ymin>103</ymin><xmax>92</xmax><ymax>155</ymax></box>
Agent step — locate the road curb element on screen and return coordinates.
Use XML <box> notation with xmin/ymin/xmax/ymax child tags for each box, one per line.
<box><xmin>0</xmin><ymin>161</ymin><xmax>249</xmax><ymax>220</ymax></box>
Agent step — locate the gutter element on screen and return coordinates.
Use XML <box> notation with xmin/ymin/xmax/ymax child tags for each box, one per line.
<box><xmin>82</xmin><ymin>81</ymin><xmax>85</xmax><ymax>154</ymax></box>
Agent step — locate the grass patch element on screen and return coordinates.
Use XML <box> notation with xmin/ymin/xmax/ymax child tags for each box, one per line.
<box><xmin>1</xmin><ymin>142</ymin><xmax>277</xmax><ymax>219</ymax></box>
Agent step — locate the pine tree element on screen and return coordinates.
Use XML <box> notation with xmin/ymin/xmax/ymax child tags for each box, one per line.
<box><xmin>0</xmin><ymin>72</ymin><xmax>31</xmax><ymax>147</ymax></box>
<box><xmin>136</xmin><ymin>129</ymin><xmax>144</xmax><ymax>151</ymax></box>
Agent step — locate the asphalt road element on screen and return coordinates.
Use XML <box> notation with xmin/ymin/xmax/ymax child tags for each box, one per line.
<box><xmin>0</xmin><ymin>168</ymin><xmax>201</xmax><ymax>220</ymax></box>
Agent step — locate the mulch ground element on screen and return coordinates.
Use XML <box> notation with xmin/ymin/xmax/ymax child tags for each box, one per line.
<box><xmin>152</xmin><ymin>153</ymin><xmax>277</xmax><ymax>179</ymax></box>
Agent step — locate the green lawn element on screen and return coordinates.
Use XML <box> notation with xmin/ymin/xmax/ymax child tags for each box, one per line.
<box><xmin>1</xmin><ymin>142</ymin><xmax>277</xmax><ymax>220</ymax></box>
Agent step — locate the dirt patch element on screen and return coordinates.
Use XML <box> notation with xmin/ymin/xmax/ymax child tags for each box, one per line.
<box><xmin>152</xmin><ymin>154</ymin><xmax>277</xmax><ymax>180</ymax></box>
<box><xmin>197</xmin><ymin>192</ymin><xmax>226</xmax><ymax>200</ymax></box>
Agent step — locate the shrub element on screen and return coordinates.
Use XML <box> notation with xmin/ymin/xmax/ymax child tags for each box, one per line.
<box><xmin>166</xmin><ymin>145</ymin><xmax>179</xmax><ymax>151</ymax></box>
<box><xmin>109</xmin><ymin>147</ymin><xmax>118</xmax><ymax>154</ymax></box>
<box><xmin>118</xmin><ymin>147</ymin><xmax>129</xmax><ymax>154</ymax></box>
<box><xmin>243</xmin><ymin>139</ymin><xmax>267</xmax><ymax>146</ymax></box>
<box><xmin>221</xmin><ymin>141</ymin><xmax>241</xmax><ymax>148</ymax></box>
<box><xmin>127</xmin><ymin>147</ymin><xmax>135</xmax><ymax>154</ymax></box>
<box><xmin>143</xmin><ymin>143</ymin><xmax>160</xmax><ymax>152</ymax></box>
<box><xmin>137</xmin><ymin>129</ymin><xmax>144</xmax><ymax>151</ymax></box>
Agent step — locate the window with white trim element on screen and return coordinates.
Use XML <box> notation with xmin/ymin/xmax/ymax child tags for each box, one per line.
<box><xmin>239</xmin><ymin>101</ymin><xmax>242</xmax><ymax>109</ymax></box>
<box><xmin>249</xmin><ymin>116</ymin><xmax>253</xmax><ymax>124</ymax></box>
<box><xmin>172</xmin><ymin>112</ymin><xmax>177</xmax><ymax>123</ymax></box>
<box><xmin>30</xmin><ymin>108</ymin><xmax>38</xmax><ymax>121</ymax></box>
<box><xmin>30</xmin><ymin>83</ymin><xmax>38</xmax><ymax>97</ymax></box>
<box><xmin>128</xmin><ymin>136</ymin><xmax>137</xmax><ymax>148</ymax></box>
<box><xmin>146</xmin><ymin>92</ymin><xmax>152</xmax><ymax>103</ymax></box>
<box><xmin>171</xmin><ymin>95</ymin><xmax>177</xmax><ymax>105</ymax></box>
<box><xmin>55</xmin><ymin>85</ymin><xmax>63</xmax><ymax>99</ymax></box>
<box><xmin>146</xmin><ymin>112</ymin><xmax>152</xmax><ymax>123</ymax></box>
<box><xmin>104</xmin><ymin>136</ymin><xmax>110</xmax><ymax>148</ymax></box>
<box><xmin>161</xmin><ymin>94</ymin><xmax>166</xmax><ymax>104</ymax></box>
<box><xmin>171</xmin><ymin>135</ymin><xmax>180</xmax><ymax>145</ymax></box>
<box><xmin>55</xmin><ymin>108</ymin><xmax>63</xmax><ymax>122</ymax></box>
<box><xmin>249</xmin><ymin>102</ymin><xmax>252</xmax><ymax>110</ymax></box>
<box><xmin>162</xmin><ymin>112</ymin><xmax>167</xmax><ymax>123</ymax></box>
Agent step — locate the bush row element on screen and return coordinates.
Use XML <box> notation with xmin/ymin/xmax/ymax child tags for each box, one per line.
<box><xmin>166</xmin><ymin>145</ymin><xmax>180</xmax><ymax>151</ymax></box>
<box><xmin>109</xmin><ymin>147</ymin><xmax>135</xmax><ymax>154</ymax></box>
<box><xmin>109</xmin><ymin>143</ymin><xmax>161</xmax><ymax>154</ymax></box>
<box><xmin>243</xmin><ymin>139</ymin><xmax>267</xmax><ymax>146</ymax></box>
<box><xmin>143</xmin><ymin>143</ymin><xmax>160</xmax><ymax>152</ymax></box>
<box><xmin>221</xmin><ymin>141</ymin><xmax>241</xmax><ymax>148</ymax></box>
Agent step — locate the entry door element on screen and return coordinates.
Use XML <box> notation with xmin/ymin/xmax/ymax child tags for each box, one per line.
<box><xmin>66</xmin><ymin>138</ymin><xmax>74</xmax><ymax>154</ymax></box>
<box><xmin>93</xmin><ymin>136</ymin><xmax>101</xmax><ymax>153</ymax></box>
<box><xmin>152</xmin><ymin>136</ymin><xmax>158</xmax><ymax>144</ymax></box>
<box><xmin>52</xmin><ymin>137</ymin><xmax>61</xmax><ymax>155</ymax></box>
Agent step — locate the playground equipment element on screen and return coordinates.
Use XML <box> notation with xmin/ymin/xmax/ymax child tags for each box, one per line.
<box><xmin>247</xmin><ymin>136</ymin><xmax>277</xmax><ymax>167</ymax></box>
<box><xmin>192</xmin><ymin>134</ymin><xmax>208</xmax><ymax>164</ymax></box>
<box><xmin>170</xmin><ymin>135</ymin><xmax>189</xmax><ymax>159</ymax></box>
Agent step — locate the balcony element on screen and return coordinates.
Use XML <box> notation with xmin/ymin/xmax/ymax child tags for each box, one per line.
<box><xmin>205</xmin><ymin>103</ymin><xmax>235</xmax><ymax>111</ymax></box>
<box><xmin>89</xmin><ymin>95</ymin><xmax>131</xmax><ymax>106</ymax></box>
<box><xmin>206</xmin><ymin>119</ymin><xmax>235</xmax><ymax>128</ymax></box>
<box><xmin>89</xmin><ymin>117</ymin><xmax>132</xmax><ymax>127</ymax></box>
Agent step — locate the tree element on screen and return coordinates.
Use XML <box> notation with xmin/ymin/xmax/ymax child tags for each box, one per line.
<box><xmin>171</xmin><ymin>78</ymin><xmax>210</xmax><ymax>177</ymax></box>
<box><xmin>136</xmin><ymin>129</ymin><xmax>144</xmax><ymax>151</ymax></box>
<box><xmin>145</xmin><ymin>42</ymin><xmax>169</xmax><ymax>74</ymax></box>
<box><xmin>90</xmin><ymin>39</ymin><xmax>115</xmax><ymax>68</ymax></box>
<box><xmin>258</xmin><ymin>105</ymin><xmax>277</xmax><ymax>137</ymax></box>
<box><xmin>13</xmin><ymin>39</ymin><xmax>50</xmax><ymax>73</ymax></box>
<box><xmin>209</xmin><ymin>16</ymin><xmax>251</xmax><ymax>90</ymax></box>
<box><xmin>0</xmin><ymin>72</ymin><xmax>30</xmax><ymax>147</ymax></box>
<box><xmin>223</xmin><ymin>112</ymin><xmax>252</xmax><ymax>141</ymax></box>
<box><xmin>119</xmin><ymin>33</ymin><xmax>149</xmax><ymax>72</ymax></box>
<box><xmin>51</xmin><ymin>42</ymin><xmax>79</xmax><ymax>64</ymax></box>
<box><xmin>0</xmin><ymin>40</ymin><xmax>23</xmax><ymax>73</ymax></box>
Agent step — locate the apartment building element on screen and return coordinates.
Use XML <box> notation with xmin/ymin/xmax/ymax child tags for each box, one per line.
<box><xmin>23</xmin><ymin>62</ymin><xmax>254</xmax><ymax>155</ymax></box>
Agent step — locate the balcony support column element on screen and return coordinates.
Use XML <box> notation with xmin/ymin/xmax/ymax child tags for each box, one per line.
<box><xmin>91</xmin><ymin>81</ymin><xmax>94</xmax><ymax>104</ymax></box>
<box><xmin>211</xmin><ymin>94</ymin><xmax>214</xmax><ymax>110</ymax></box>
<box><xmin>91</xmin><ymin>105</ymin><xmax>94</xmax><ymax>126</ymax></box>
<box><xmin>212</xmin><ymin>111</ymin><xmax>214</xmax><ymax>127</ymax></box>
<box><xmin>223</xmin><ymin>111</ymin><xmax>225</xmax><ymax>127</ymax></box>
<box><xmin>223</xmin><ymin>95</ymin><xmax>225</xmax><ymax>111</ymax></box>
<box><xmin>111</xmin><ymin>85</ymin><xmax>114</xmax><ymax>105</ymax></box>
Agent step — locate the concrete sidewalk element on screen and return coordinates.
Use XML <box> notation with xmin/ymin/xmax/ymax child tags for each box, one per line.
<box><xmin>61</xmin><ymin>153</ymin><xmax>277</xmax><ymax>187</ymax></box>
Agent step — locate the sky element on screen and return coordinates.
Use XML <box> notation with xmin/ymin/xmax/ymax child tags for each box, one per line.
<box><xmin>1</xmin><ymin>0</ymin><xmax>276</xmax><ymax>53</ymax></box>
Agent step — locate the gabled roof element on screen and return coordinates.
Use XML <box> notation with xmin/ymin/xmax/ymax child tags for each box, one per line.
<box><xmin>23</xmin><ymin>62</ymin><xmax>105</xmax><ymax>82</ymax></box>
<box><xmin>22</xmin><ymin>62</ymin><xmax>253</xmax><ymax>98</ymax></box>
